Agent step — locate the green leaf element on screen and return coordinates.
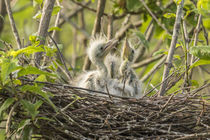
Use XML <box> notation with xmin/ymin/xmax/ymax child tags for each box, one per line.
<box><xmin>189</xmin><ymin>46</ymin><xmax>210</xmax><ymax>60</ymax></box>
<box><xmin>34</xmin><ymin>0</ymin><xmax>43</xmax><ymax>5</ymax></box>
<box><xmin>17</xmin><ymin>119</ymin><xmax>31</xmax><ymax>132</ymax></box>
<box><xmin>1</xmin><ymin>58</ymin><xmax>22</xmax><ymax>83</ymax></box>
<box><xmin>152</xmin><ymin>49</ymin><xmax>165</xmax><ymax>56</ymax></box>
<box><xmin>126</xmin><ymin>0</ymin><xmax>142</xmax><ymax>11</ymax></box>
<box><xmin>9</xmin><ymin>45</ymin><xmax>44</xmax><ymax>58</ymax></box>
<box><xmin>52</xmin><ymin>6</ymin><xmax>61</xmax><ymax>16</ymax></box>
<box><xmin>163</xmin><ymin>13</ymin><xmax>176</xmax><ymax>18</ymax></box>
<box><xmin>33</xmin><ymin>11</ymin><xmax>42</xmax><ymax>19</ymax></box>
<box><xmin>174</xmin><ymin>0</ymin><xmax>182</xmax><ymax>5</ymax></box>
<box><xmin>135</xmin><ymin>32</ymin><xmax>149</xmax><ymax>48</ymax></box>
<box><xmin>190</xmin><ymin>59</ymin><xmax>210</xmax><ymax>69</ymax></box>
<box><xmin>18</xmin><ymin>66</ymin><xmax>56</xmax><ymax>77</ymax></box>
<box><xmin>22</xmin><ymin>125</ymin><xmax>33</xmax><ymax>140</ymax></box>
<box><xmin>21</xmin><ymin>100</ymin><xmax>43</xmax><ymax>120</ymax></box>
<box><xmin>174</xmin><ymin>55</ymin><xmax>181</xmax><ymax>60</ymax></box>
<box><xmin>48</xmin><ymin>27</ymin><xmax>61</xmax><ymax>32</ymax></box>
<box><xmin>0</xmin><ymin>98</ymin><xmax>15</xmax><ymax>118</ymax></box>
<box><xmin>19</xmin><ymin>85</ymin><xmax>57</xmax><ymax>111</ymax></box>
<box><xmin>197</xmin><ymin>0</ymin><xmax>210</xmax><ymax>17</ymax></box>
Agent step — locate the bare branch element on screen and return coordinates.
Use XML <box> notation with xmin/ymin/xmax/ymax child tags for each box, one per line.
<box><xmin>189</xmin><ymin>14</ymin><xmax>202</xmax><ymax>80</ymax></box>
<box><xmin>139</xmin><ymin>0</ymin><xmax>171</xmax><ymax>35</ymax></box>
<box><xmin>132</xmin><ymin>54</ymin><xmax>164</xmax><ymax>69</ymax></box>
<box><xmin>4</xmin><ymin>0</ymin><xmax>22</xmax><ymax>49</ymax></box>
<box><xmin>159</xmin><ymin>0</ymin><xmax>184</xmax><ymax>96</ymax></box>
<box><xmin>0</xmin><ymin>0</ymin><xmax>6</xmax><ymax>34</ymax></box>
<box><xmin>35</xmin><ymin>0</ymin><xmax>55</xmax><ymax>65</ymax></box>
<box><xmin>83</xmin><ymin>0</ymin><xmax>106</xmax><ymax>71</ymax></box>
<box><xmin>141</xmin><ymin>55</ymin><xmax>167</xmax><ymax>82</ymax></box>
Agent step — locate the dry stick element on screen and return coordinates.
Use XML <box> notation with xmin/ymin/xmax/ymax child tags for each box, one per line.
<box><xmin>6</xmin><ymin>102</ymin><xmax>18</xmax><ymax>138</ymax></box>
<box><xmin>4</xmin><ymin>0</ymin><xmax>22</xmax><ymax>49</ymax></box>
<box><xmin>132</xmin><ymin>54</ymin><xmax>164</xmax><ymax>69</ymax></box>
<box><xmin>189</xmin><ymin>14</ymin><xmax>202</xmax><ymax>80</ymax></box>
<box><xmin>0</xmin><ymin>0</ymin><xmax>6</xmax><ymax>34</ymax></box>
<box><xmin>58</xmin><ymin>2</ymin><xmax>90</xmax><ymax>27</ymax></box>
<box><xmin>35</xmin><ymin>0</ymin><xmax>55</xmax><ymax>66</ymax></box>
<box><xmin>182</xmin><ymin>20</ymin><xmax>190</xmax><ymax>92</ymax></box>
<box><xmin>139</xmin><ymin>0</ymin><xmax>171</xmax><ymax>35</ymax></box>
<box><xmin>52</xmin><ymin>0</ymin><xmax>61</xmax><ymax>38</ymax></box>
<box><xmin>48</xmin><ymin>33</ymin><xmax>72</xmax><ymax>80</ymax></box>
<box><xmin>159</xmin><ymin>0</ymin><xmax>184</xmax><ymax>96</ymax></box>
<box><xmin>107</xmin><ymin>15</ymin><xmax>113</xmax><ymax>40</ymax></box>
<box><xmin>83</xmin><ymin>0</ymin><xmax>106</xmax><ymax>71</ymax></box>
<box><xmin>134</xmin><ymin>20</ymin><xmax>154</xmax><ymax>63</ymax></box>
<box><xmin>141</xmin><ymin>55</ymin><xmax>167</xmax><ymax>83</ymax></box>
<box><xmin>61</xmin><ymin>14</ymin><xmax>90</xmax><ymax>38</ymax></box>
<box><xmin>175</xmin><ymin>132</ymin><xmax>210</xmax><ymax>140</ymax></box>
<box><xmin>115</xmin><ymin>20</ymin><xmax>143</xmax><ymax>41</ymax></box>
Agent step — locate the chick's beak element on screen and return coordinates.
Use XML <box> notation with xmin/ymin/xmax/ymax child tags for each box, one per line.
<box><xmin>103</xmin><ymin>39</ymin><xmax>118</xmax><ymax>55</ymax></box>
<box><xmin>122</xmin><ymin>39</ymin><xmax>131</xmax><ymax>59</ymax></box>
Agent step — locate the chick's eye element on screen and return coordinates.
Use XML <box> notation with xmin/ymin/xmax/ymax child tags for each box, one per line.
<box><xmin>100</xmin><ymin>47</ymin><xmax>103</xmax><ymax>50</ymax></box>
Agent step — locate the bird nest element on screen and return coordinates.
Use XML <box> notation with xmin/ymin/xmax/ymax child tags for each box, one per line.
<box><xmin>1</xmin><ymin>81</ymin><xmax>210</xmax><ymax>140</ymax></box>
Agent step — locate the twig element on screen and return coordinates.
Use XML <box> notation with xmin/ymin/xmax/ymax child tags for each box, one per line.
<box><xmin>0</xmin><ymin>0</ymin><xmax>6</xmax><ymax>34</ymax></box>
<box><xmin>182</xmin><ymin>20</ymin><xmax>190</xmax><ymax>92</ymax></box>
<box><xmin>58</xmin><ymin>2</ymin><xmax>90</xmax><ymax>27</ymax></box>
<box><xmin>52</xmin><ymin>0</ymin><xmax>61</xmax><ymax>38</ymax></box>
<box><xmin>6</xmin><ymin>102</ymin><xmax>18</xmax><ymax>138</ymax></box>
<box><xmin>4</xmin><ymin>0</ymin><xmax>22</xmax><ymax>49</ymax></box>
<box><xmin>141</xmin><ymin>55</ymin><xmax>167</xmax><ymax>82</ymax></box>
<box><xmin>48</xmin><ymin>33</ymin><xmax>72</xmax><ymax>80</ymax></box>
<box><xmin>35</xmin><ymin>0</ymin><xmax>55</xmax><ymax>65</ymax></box>
<box><xmin>83</xmin><ymin>0</ymin><xmax>106</xmax><ymax>71</ymax></box>
<box><xmin>159</xmin><ymin>0</ymin><xmax>184</xmax><ymax>96</ymax></box>
<box><xmin>139</xmin><ymin>0</ymin><xmax>171</xmax><ymax>35</ymax></box>
<box><xmin>132</xmin><ymin>54</ymin><xmax>164</xmax><ymax>69</ymax></box>
<box><xmin>107</xmin><ymin>14</ymin><xmax>113</xmax><ymax>40</ymax></box>
<box><xmin>189</xmin><ymin>14</ymin><xmax>202</xmax><ymax>80</ymax></box>
<box><xmin>175</xmin><ymin>132</ymin><xmax>210</xmax><ymax>140</ymax></box>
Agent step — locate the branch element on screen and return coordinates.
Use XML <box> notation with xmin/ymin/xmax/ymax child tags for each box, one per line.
<box><xmin>58</xmin><ymin>2</ymin><xmax>91</xmax><ymax>27</ymax></box>
<box><xmin>189</xmin><ymin>14</ymin><xmax>202</xmax><ymax>80</ymax></box>
<box><xmin>4</xmin><ymin>0</ymin><xmax>22</xmax><ymax>49</ymax></box>
<box><xmin>0</xmin><ymin>0</ymin><xmax>6</xmax><ymax>34</ymax></box>
<box><xmin>141</xmin><ymin>55</ymin><xmax>167</xmax><ymax>82</ymax></box>
<box><xmin>139</xmin><ymin>0</ymin><xmax>171</xmax><ymax>35</ymax></box>
<box><xmin>132</xmin><ymin>54</ymin><xmax>164</xmax><ymax>69</ymax></box>
<box><xmin>48</xmin><ymin>33</ymin><xmax>72</xmax><ymax>81</ymax></box>
<box><xmin>52</xmin><ymin>0</ymin><xmax>61</xmax><ymax>38</ymax></box>
<box><xmin>35</xmin><ymin>0</ymin><xmax>56</xmax><ymax>65</ymax></box>
<box><xmin>83</xmin><ymin>0</ymin><xmax>106</xmax><ymax>71</ymax></box>
<box><xmin>159</xmin><ymin>0</ymin><xmax>184</xmax><ymax>96</ymax></box>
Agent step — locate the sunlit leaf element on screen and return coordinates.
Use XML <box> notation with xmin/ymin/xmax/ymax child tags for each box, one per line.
<box><xmin>9</xmin><ymin>46</ymin><xmax>44</xmax><ymax>58</ymax></box>
<box><xmin>189</xmin><ymin>46</ymin><xmax>210</xmax><ymax>60</ymax></box>
<box><xmin>33</xmin><ymin>11</ymin><xmax>42</xmax><ymax>19</ymax></box>
<box><xmin>190</xmin><ymin>59</ymin><xmax>210</xmax><ymax>69</ymax></box>
<box><xmin>197</xmin><ymin>0</ymin><xmax>210</xmax><ymax>17</ymax></box>
<box><xmin>18</xmin><ymin>66</ymin><xmax>56</xmax><ymax>77</ymax></box>
<box><xmin>48</xmin><ymin>26</ymin><xmax>61</xmax><ymax>32</ymax></box>
<box><xmin>152</xmin><ymin>49</ymin><xmax>165</xmax><ymax>56</ymax></box>
<box><xmin>52</xmin><ymin>6</ymin><xmax>61</xmax><ymax>16</ymax></box>
<box><xmin>163</xmin><ymin>13</ymin><xmax>176</xmax><ymax>18</ymax></box>
<box><xmin>174</xmin><ymin>0</ymin><xmax>182</xmax><ymax>5</ymax></box>
<box><xmin>174</xmin><ymin>55</ymin><xmax>181</xmax><ymax>60</ymax></box>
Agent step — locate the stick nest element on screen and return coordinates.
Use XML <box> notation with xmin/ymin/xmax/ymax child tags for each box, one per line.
<box><xmin>1</xmin><ymin>82</ymin><xmax>210</xmax><ymax>140</ymax></box>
